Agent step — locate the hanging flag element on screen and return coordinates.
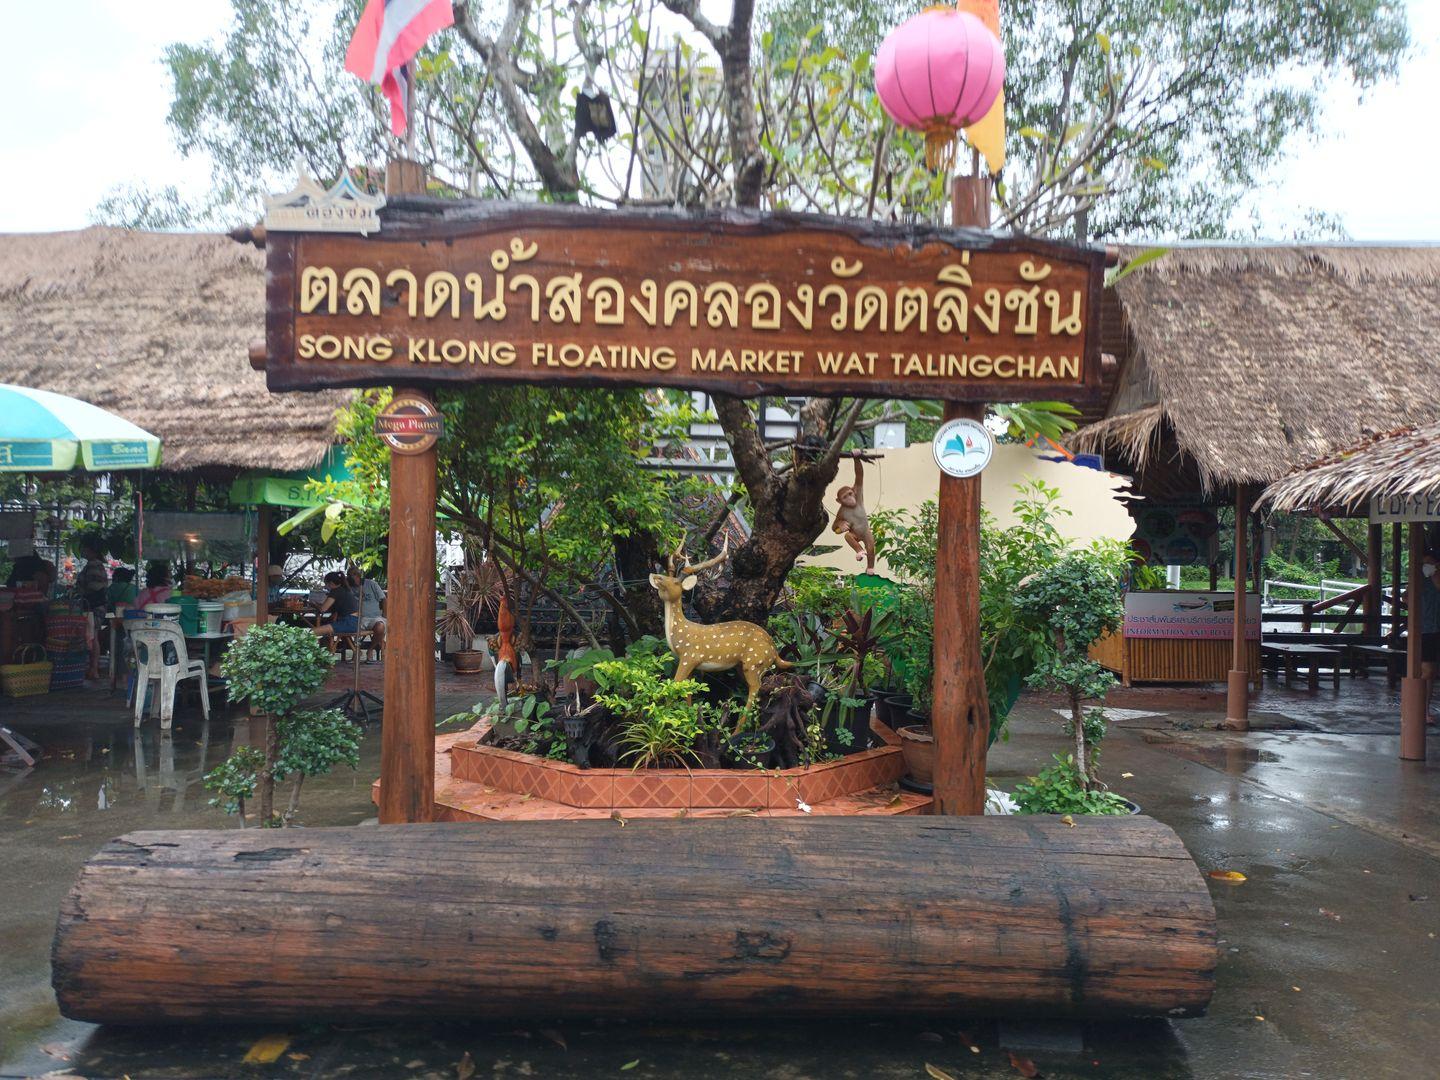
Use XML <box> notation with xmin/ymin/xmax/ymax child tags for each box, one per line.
<box><xmin>958</xmin><ymin>0</ymin><xmax>1006</xmax><ymax>174</ymax></box>
<box><xmin>345</xmin><ymin>0</ymin><xmax>455</xmax><ymax>137</ymax></box>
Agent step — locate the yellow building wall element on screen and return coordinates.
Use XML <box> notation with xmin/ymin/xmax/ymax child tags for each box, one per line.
<box><xmin>797</xmin><ymin>443</ymin><xmax>1134</xmax><ymax>578</ymax></box>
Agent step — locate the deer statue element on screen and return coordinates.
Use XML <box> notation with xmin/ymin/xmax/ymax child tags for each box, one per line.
<box><xmin>649</xmin><ymin>536</ymin><xmax>791</xmax><ymax>721</ymax></box>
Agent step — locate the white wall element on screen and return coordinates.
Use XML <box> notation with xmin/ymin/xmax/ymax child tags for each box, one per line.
<box><xmin>797</xmin><ymin>442</ymin><xmax>1134</xmax><ymax>578</ymax></box>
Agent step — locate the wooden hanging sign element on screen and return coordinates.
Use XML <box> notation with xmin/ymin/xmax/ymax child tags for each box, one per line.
<box><xmin>262</xmin><ymin>203</ymin><xmax>1105</xmax><ymax>402</ymax></box>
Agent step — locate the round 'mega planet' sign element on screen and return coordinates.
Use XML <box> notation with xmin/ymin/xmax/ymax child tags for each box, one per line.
<box><xmin>375</xmin><ymin>394</ymin><xmax>444</xmax><ymax>455</ymax></box>
<box><xmin>932</xmin><ymin>417</ymin><xmax>994</xmax><ymax>478</ymax></box>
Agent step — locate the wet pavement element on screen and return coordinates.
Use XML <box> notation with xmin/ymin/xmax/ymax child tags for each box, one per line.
<box><xmin>2</xmin><ymin>673</ymin><xmax>1438</xmax><ymax>1079</ymax></box>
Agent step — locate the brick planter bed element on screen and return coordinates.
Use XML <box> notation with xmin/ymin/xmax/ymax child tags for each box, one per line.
<box><xmin>375</xmin><ymin>720</ymin><xmax>933</xmax><ymax>821</ymax></box>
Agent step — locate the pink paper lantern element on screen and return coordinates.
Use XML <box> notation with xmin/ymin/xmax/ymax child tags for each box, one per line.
<box><xmin>875</xmin><ymin>7</ymin><xmax>1005</xmax><ymax>171</ymax></box>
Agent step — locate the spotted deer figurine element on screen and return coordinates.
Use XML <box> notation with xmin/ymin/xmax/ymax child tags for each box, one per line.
<box><xmin>649</xmin><ymin>537</ymin><xmax>792</xmax><ymax>721</ymax></box>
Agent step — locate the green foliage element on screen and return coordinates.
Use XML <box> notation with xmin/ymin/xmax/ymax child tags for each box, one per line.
<box><xmin>766</xmin><ymin>0</ymin><xmax>1409</xmax><ymax>238</ymax></box>
<box><xmin>219</xmin><ymin>622</ymin><xmax>336</xmax><ymax>718</ymax></box>
<box><xmin>1012</xmin><ymin>754</ymin><xmax>1132</xmax><ymax>816</ymax></box>
<box><xmin>872</xmin><ymin>480</ymin><xmax>1076</xmax><ymax>729</ymax></box>
<box><xmin>593</xmin><ymin>650</ymin><xmax>709</xmax><ymax>769</ymax></box>
<box><xmin>204</xmin><ymin>745</ymin><xmax>265</xmax><ymax>821</ymax></box>
<box><xmin>310</xmin><ymin>386</ymin><xmax>704</xmax><ymax>647</ymax></box>
<box><xmin>1014</xmin><ymin>544</ymin><xmax>1129</xmax><ymax>706</ymax></box>
<box><xmin>548</xmin><ymin>647</ymin><xmax>617</xmax><ymax>683</ymax></box>
<box><xmin>273</xmin><ymin>709</ymin><xmax>361</xmax><ymax>782</ymax></box>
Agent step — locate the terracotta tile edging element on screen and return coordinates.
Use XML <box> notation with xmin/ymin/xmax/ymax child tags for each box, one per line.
<box><xmin>448</xmin><ymin>741</ymin><xmax>904</xmax><ymax>810</ymax></box>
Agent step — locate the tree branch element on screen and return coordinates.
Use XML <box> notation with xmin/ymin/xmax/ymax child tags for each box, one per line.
<box><xmin>454</xmin><ymin>0</ymin><xmax>580</xmax><ymax>197</ymax></box>
<box><xmin>712</xmin><ymin>393</ymin><xmax>774</xmax><ymax>505</ymax></box>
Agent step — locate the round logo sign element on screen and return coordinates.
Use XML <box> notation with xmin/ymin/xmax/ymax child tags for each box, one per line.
<box><xmin>932</xmin><ymin>417</ymin><xmax>994</xmax><ymax>478</ymax></box>
<box><xmin>375</xmin><ymin>394</ymin><xmax>444</xmax><ymax>455</ymax></box>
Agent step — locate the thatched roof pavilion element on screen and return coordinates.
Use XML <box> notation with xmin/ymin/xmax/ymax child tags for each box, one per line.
<box><xmin>1071</xmin><ymin>244</ymin><xmax>1440</xmax><ymax>499</ymax></box>
<box><xmin>0</xmin><ymin>227</ymin><xmax>346</xmax><ymax>472</ymax></box>
<box><xmin>1259</xmin><ymin>422</ymin><xmax>1440</xmax><ymax>514</ymax></box>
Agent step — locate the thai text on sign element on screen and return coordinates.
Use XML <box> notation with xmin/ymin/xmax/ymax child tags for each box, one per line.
<box><xmin>263</xmin><ymin>204</ymin><xmax>1105</xmax><ymax>401</ymax></box>
<box><xmin>1122</xmin><ymin>592</ymin><xmax>1261</xmax><ymax>642</ymax></box>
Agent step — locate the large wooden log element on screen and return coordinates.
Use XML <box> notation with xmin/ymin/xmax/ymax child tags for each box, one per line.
<box><xmin>53</xmin><ymin>818</ymin><xmax>1216</xmax><ymax>1024</ymax></box>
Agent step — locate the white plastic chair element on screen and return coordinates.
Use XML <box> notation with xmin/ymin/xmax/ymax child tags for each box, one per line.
<box><xmin>129</xmin><ymin>620</ymin><xmax>210</xmax><ymax>730</ymax></box>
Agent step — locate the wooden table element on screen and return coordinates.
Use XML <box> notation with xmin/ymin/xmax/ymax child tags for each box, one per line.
<box><xmin>1348</xmin><ymin>643</ymin><xmax>1407</xmax><ymax>687</ymax></box>
<box><xmin>1262</xmin><ymin>643</ymin><xmax>1344</xmax><ymax>690</ymax></box>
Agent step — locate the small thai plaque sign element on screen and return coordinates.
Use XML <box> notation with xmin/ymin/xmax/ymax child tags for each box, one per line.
<box><xmin>264</xmin><ymin>172</ymin><xmax>385</xmax><ymax>235</ymax></box>
<box><xmin>375</xmin><ymin>394</ymin><xmax>443</xmax><ymax>455</ymax></box>
<box><xmin>263</xmin><ymin>203</ymin><xmax>1105</xmax><ymax>402</ymax></box>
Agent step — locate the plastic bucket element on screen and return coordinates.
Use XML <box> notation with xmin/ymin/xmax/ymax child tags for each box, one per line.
<box><xmin>198</xmin><ymin>602</ymin><xmax>224</xmax><ymax>635</ymax></box>
<box><xmin>171</xmin><ymin>595</ymin><xmax>200</xmax><ymax>636</ymax></box>
<box><xmin>144</xmin><ymin>603</ymin><xmax>182</xmax><ymax>621</ymax></box>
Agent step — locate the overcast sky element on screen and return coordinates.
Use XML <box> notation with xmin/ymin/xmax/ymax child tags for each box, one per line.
<box><xmin>2</xmin><ymin>0</ymin><xmax>1436</xmax><ymax>240</ymax></box>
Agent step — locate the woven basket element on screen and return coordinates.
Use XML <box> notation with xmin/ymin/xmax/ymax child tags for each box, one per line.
<box><xmin>2</xmin><ymin>645</ymin><xmax>52</xmax><ymax>698</ymax></box>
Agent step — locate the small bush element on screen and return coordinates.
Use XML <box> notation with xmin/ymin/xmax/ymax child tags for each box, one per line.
<box><xmin>1012</xmin><ymin>755</ymin><xmax>1131</xmax><ymax>816</ymax></box>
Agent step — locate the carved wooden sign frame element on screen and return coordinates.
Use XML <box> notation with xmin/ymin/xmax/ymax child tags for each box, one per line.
<box><xmin>262</xmin><ymin>202</ymin><xmax>1106</xmax><ymax>402</ymax></box>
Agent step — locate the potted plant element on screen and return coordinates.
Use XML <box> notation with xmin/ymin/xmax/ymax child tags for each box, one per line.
<box><xmin>206</xmin><ymin>622</ymin><xmax>360</xmax><ymax>827</ymax></box>
<box><xmin>438</xmin><ymin>554</ymin><xmax>504</xmax><ymax>674</ymax></box>
<box><xmin>1012</xmin><ymin>542</ymin><xmax>1131</xmax><ymax>804</ymax></box>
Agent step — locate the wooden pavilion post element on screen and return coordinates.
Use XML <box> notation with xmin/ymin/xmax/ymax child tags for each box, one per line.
<box><xmin>1390</xmin><ymin>523</ymin><xmax>1403</xmax><ymax>648</ymax></box>
<box><xmin>1399</xmin><ymin>523</ymin><xmax>1426</xmax><ymax>761</ymax></box>
<box><xmin>1223</xmin><ymin>485</ymin><xmax>1251</xmax><ymax>730</ymax></box>
<box><xmin>379</xmin><ymin>159</ymin><xmax>437</xmax><ymax>824</ymax></box>
<box><xmin>931</xmin><ymin>174</ymin><xmax>993</xmax><ymax>816</ymax></box>
<box><xmin>255</xmin><ymin>504</ymin><xmax>270</xmax><ymax>628</ymax></box>
<box><xmin>1364</xmin><ymin>523</ymin><xmax>1382</xmax><ymax>637</ymax></box>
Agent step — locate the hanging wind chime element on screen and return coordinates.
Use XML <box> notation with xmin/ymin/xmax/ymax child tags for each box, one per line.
<box><xmin>874</xmin><ymin>5</ymin><xmax>1006</xmax><ymax>173</ymax></box>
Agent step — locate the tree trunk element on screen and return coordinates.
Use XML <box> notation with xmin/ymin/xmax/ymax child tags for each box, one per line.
<box><xmin>1071</xmin><ymin>694</ymin><xmax>1088</xmax><ymax>790</ymax></box>
<box><xmin>258</xmin><ymin>721</ymin><xmax>278</xmax><ymax>826</ymax></box>
<box><xmin>54</xmin><ymin>819</ymin><xmax>1217</xmax><ymax>1024</ymax></box>
<box><xmin>703</xmin><ymin>396</ymin><xmax>849</xmax><ymax>624</ymax></box>
<box><xmin>285</xmin><ymin>775</ymin><xmax>305</xmax><ymax>824</ymax></box>
<box><xmin>612</xmin><ymin>529</ymin><xmax>665</xmax><ymax>644</ymax></box>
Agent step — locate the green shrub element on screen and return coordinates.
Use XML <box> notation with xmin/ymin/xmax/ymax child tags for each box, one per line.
<box><xmin>1012</xmin><ymin>755</ymin><xmax>1131</xmax><ymax>816</ymax></box>
<box><xmin>206</xmin><ymin>623</ymin><xmax>353</xmax><ymax>827</ymax></box>
<box><xmin>204</xmin><ymin>745</ymin><xmax>265</xmax><ymax>825</ymax></box>
<box><xmin>593</xmin><ymin>653</ymin><xmax>709</xmax><ymax>769</ymax></box>
<box><xmin>220</xmin><ymin>622</ymin><xmax>335</xmax><ymax>715</ymax></box>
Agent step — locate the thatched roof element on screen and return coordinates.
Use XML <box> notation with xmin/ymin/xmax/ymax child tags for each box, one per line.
<box><xmin>1259</xmin><ymin>422</ymin><xmax>1440</xmax><ymax>513</ymax></box>
<box><xmin>1071</xmin><ymin>244</ymin><xmax>1440</xmax><ymax>494</ymax></box>
<box><xmin>0</xmin><ymin>227</ymin><xmax>345</xmax><ymax>472</ymax></box>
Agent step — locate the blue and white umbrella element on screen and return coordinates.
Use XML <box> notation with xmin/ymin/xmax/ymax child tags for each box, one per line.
<box><xmin>0</xmin><ymin>384</ymin><xmax>161</xmax><ymax>472</ymax></box>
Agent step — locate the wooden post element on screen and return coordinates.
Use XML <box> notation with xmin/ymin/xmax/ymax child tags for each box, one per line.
<box><xmin>1250</xmin><ymin>511</ymin><xmax>1263</xmax><ymax>596</ymax></box>
<box><xmin>379</xmin><ymin>159</ymin><xmax>438</xmax><ymax>823</ymax></box>
<box><xmin>1399</xmin><ymin>523</ymin><xmax>1426</xmax><ymax>761</ymax></box>
<box><xmin>1364</xmin><ymin>523</ymin><xmax>1382</xmax><ymax>637</ymax></box>
<box><xmin>1209</xmin><ymin>561</ymin><xmax>1218</xmax><ymax>592</ymax></box>
<box><xmin>255</xmin><ymin>504</ymin><xmax>271</xmax><ymax>627</ymax></box>
<box><xmin>932</xmin><ymin>174</ymin><xmax>992</xmax><ymax>816</ymax></box>
<box><xmin>1390</xmin><ymin>523</ymin><xmax>1403</xmax><ymax>647</ymax></box>
<box><xmin>244</xmin><ymin>504</ymin><xmax>273</xmax><ymax>760</ymax></box>
<box><xmin>1223</xmin><ymin>485</ymin><xmax>1250</xmax><ymax>730</ymax></box>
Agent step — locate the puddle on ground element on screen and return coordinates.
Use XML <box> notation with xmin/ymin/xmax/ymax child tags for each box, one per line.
<box><xmin>1162</xmin><ymin>744</ymin><xmax>1282</xmax><ymax>770</ymax></box>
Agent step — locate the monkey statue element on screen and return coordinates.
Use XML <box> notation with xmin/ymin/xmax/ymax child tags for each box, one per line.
<box><xmin>831</xmin><ymin>454</ymin><xmax>876</xmax><ymax>571</ymax></box>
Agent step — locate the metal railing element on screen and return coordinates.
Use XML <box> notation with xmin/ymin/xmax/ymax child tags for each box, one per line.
<box><xmin>1262</xmin><ymin>577</ymin><xmax>1401</xmax><ymax>635</ymax></box>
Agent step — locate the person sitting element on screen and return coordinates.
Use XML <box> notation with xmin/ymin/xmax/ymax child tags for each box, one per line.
<box><xmin>134</xmin><ymin>561</ymin><xmax>174</xmax><ymax>611</ymax></box>
<box><xmin>347</xmin><ymin>564</ymin><xmax>386</xmax><ymax>662</ymax></box>
<box><xmin>107</xmin><ymin>566</ymin><xmax>137</xmax><ymax>611</ymax></box>
<box><xmin>5</xmin><ymin>543</ymin><xmax>45</xmax><ymax>589</ymax></box>
<box><xmin>313</xmin><ymin>571</ymin><xmax>360</xmax><ymax>649</ymax></box>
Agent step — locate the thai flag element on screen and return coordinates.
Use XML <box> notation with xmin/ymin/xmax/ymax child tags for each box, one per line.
<box><xmin>345</xmin><ymin>0</ymin><xmax>455</xmax><ymax>137</ymax></box>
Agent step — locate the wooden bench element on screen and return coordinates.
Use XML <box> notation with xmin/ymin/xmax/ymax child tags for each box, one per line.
<box><xmin>1347</xmin><ymin>643</ymin><xmax>1406</xmax><ymax>687</ymax></box>
<box><xmin>1261</xmin><ymin>643</ymin><xmax>1344</xmax><ymax>690</ymax></box>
